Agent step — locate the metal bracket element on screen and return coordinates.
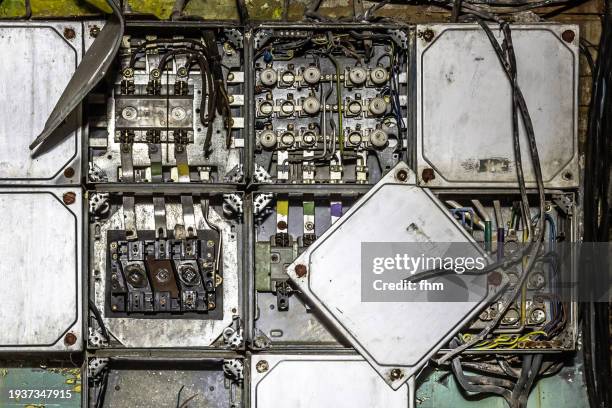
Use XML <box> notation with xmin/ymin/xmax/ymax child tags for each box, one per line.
<box><xmin>29</xmin><ymin>0</ymin><xmax>124</xmax><ymax>155</ymax></box>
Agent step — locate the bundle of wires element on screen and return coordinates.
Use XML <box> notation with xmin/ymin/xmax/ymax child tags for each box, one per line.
<box><xmin>127</xmin><ymin>34</ymin><xmax>232</xmax><ymax>156</ymax></box>
<box><xmin>450</xmin><ymin>338</ymin><xmax>546</xmax><ymax>408</ymax></box>
<box><xmin>408</xmin><ymin>20</ymin><xmax>550</xmax><ymax>408</ymax></box>
<box><xmin>581</xmin><ymin>1</ymin><xmax>612</xmax><ymax>407</ymax></box>
<box><xmin>255</xmin><ymin>31</ymin><xmax>404</xmax><ymax>175</ymax></box>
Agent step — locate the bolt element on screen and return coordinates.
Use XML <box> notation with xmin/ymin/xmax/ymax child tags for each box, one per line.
<box><xmin>562</xmin><ymin>30</ymin><xmax>575</xmax><ymax>43</ymax></box>
<box><xmin>64</xmin><ymin>332</ymin><xmax>77</xmax><ymax>346</ymax></box>
<box><xmin>89</xmin><ymin>25</ymin><xmax>100</xmax><ymax>38</ymax></box>
<box><xmin>421</xmin><ymin>168</ymin><xmax>435</xmax><ymax>183</ymax></box>
<box><xmin>256</xmin><ymin>360</ymin><xmax>269</xmax><ymax>373</ymax></box>
<box><xmin>295</xmin><ymin>264</ymin><xmax>307</xmax><ymax>278</ymax></box>
<box><xmin>277</xmin><ymin>220</ymin><xmax>288</xmax><ymax>230</ymax></box>
<box><xmin>421</xmin><ymin>29</ymin><xmax>435</xmax><ymax>43</ymax></box>
<box><xmin>63</xmin><ymin>192</ymin><xmax>76</xmax><ymax>205</ymax></box>
<box><xmin>63</xmin><ymin>27</ymin><xmax>76</xmax><ymax>40</ymax></box>
<box><xmin>488</xmin><ymin>271</ymin><xmax>503</xmax><ymax>287</ymax></box>
<box><xmin>122</xmin><ymin>67</ymin><xmax>134</xmax><ymax>78</ymax></box>
<box><xmin>389</xmin><ymin>368</ymin><xmax>403</xmax><ymax>380</ymax></box>
<box><xmin>63</xmin><ymin>167</ymin><xmax>75</xmax><ymax>178</ymax></box>
<box><xmin>150</xmin><ymin>69</ymin><xmax>161</xmax><ymax>79</ymax></box>
<box><xmin>395</xmin><ymin>169</ymin><xmax>409</xmax><ymax>182</ymax></box>
<box><xmin>156</xmin><ymin>268</ymin><xmax>170</xmax><ymax>283</ymax></box>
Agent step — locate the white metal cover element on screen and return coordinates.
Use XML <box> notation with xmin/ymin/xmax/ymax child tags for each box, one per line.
<box><xmin>416</xmin><ymin>24</ymin><xmax>579</xmax><ymax>188</ymax></box>
<box><xmin>287</xmin><ymin>163</ymin><xmax>501</xmax><ymax>389</ymax></box>
<box><xmin>251</xmin><ymin>354</ymin><xmax>410</xmax><ymax>408</ymax></box>
<box><xmin>0</xmin><ymin>188</ymin><xmax>82</xmax><ymax>351</ymax></box>
<box><xmin>0</xmin><ymin>22</ymin><xmax>82</xmax><ymax>184</ymax></box>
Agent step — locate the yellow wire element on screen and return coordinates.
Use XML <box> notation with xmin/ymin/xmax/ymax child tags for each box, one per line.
<box><xmin>475</xmin><ymin>331</ymin><xmax>547</xmax><ymax>350</ymax></box>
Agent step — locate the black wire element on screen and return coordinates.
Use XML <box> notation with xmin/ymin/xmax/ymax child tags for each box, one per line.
<box><xmin>509</xmin><ymin>355</ymin><xmax>532</xmax><ymax>407</ymax></box>
<box><xmin>94</xmin><ymin>367</ymin><xmax>109</xmax><ymax>408</ymax></box>
<box><xmin>579</xmin><ymin>40</ymin><xmax>595</xmax><ymax>75</ymax></box>
<box><xmin>452</xmin><ymin>0</ymin><xmax>463</xmax><ymax>21</ymax></box>
<box><xmin>88</xmin><ymin>298</ymin><xmax>110</xmax><ymax>342</ymax></box>
<box><xmin>516</xmin><ymin>354</ymin><xmax>543</xmax><ymax>408</ymax></box>
<box><xmin>236</xmin><ymin>0</ymin><xmax>249</xmax><ymax>24</ymax></box>
<box><xmin>449</xmin><ymin>339</ymin><xmax>514</xmax><ymax>406</ymax></box>
<box><xmin>581</xmin><ymin>1</ymin><xmax>611</xmax><ymax>407</ymax></box>
<box><xmin>176</xmin><ymin>385</ymin><xmax>185</xmax><ymax>408</ymax></box>
<box><xmin>436</xmin><ymin>21</ymin><xmax>546</xmax><ymax>366</ymax></box>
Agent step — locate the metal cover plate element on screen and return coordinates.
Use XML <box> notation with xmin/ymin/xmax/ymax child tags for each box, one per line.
<box><xmin>251</xmin><ymin>354</ymin><xmax>409</xmax><ymax>407</ymax></box>
<box><xmin>416</xmin><ymin>24</ymin><xmax>579</xmax><ymax>188</ymax></box>
<box><xmin>93</xmin><ymin>200</ymin><xmax>240</xmax><ymax>348</ymax></box>
<box><xmin>0</xmin><ymin>22</ymin><xmax>81</xmax><ymax>184</ymax></box>
<box><xmin>0</xmin><ymin>188</ymin><xmax>82</xmax><ymax>351</ymax></box>
<box><xmin>287</xmin><ymin>163</ymin><xmax>493</xmax><ymax>389</ymax></box>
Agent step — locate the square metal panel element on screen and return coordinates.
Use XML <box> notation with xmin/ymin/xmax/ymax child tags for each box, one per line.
<box><xmin>416</xmin><ymin>24</ymin><xmax>579</xmax><ymax>188</ymax></box>
<box><xmin>287</xmin><ymin>164</ymin><xmax>503</xmax><ymax>389</ymax></box>
<box><xmin>250</xmin><ymin>354</ymin><xmax>410</xmax><ymax>408</ymax></box>
<box><xmin>0</xmin><ymin>22</ymin><xmax>82</xmax><ymax>184</ymax></box>
<box><xmin>0</xmin><ymin>188</ymin><xmax>82</xmax><ymax>352</ymax></box>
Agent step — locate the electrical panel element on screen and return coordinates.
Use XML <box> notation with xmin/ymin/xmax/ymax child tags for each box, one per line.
<box><xmin>251</xmin><ymin>26</ymin><xmax>408</xmax><ymax>184</ymax></box>
<box><xmin>87</xmin><ymin>355</ymin><xmax>243</xmax><ymax>408</ymax></box>
<box><xmin>416</xmin><ymin>24</ymin><xmax>579</xmax><ymax>189</ymax></box>
<box><xmin>440</xmin><ymin>192</ymin><xmax>577</xmax><ymax>350</ymax></box>
<box><xmin>88</xmin><ymin>192</ymin><xmax>243</xmax><ymax>349</ymax></box>
<box><xmin>1</xmin><ymin>17</ymin><xmax>584</xmax><ymax>408</ymax></box>
<box><xmin>251</xmin><ymin>192</ymin><xmax>357</xmax><ymax>348</ymax></box>
<box><xmin>88</xmin><ymin>28</ymin><xmax>245</xmax><ymax>184</ymax></box>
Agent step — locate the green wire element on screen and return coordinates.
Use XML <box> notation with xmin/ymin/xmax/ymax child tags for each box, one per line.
<box><xmin>327</xmin><ymin>53</ymin><xmax>344</xmax><ymax>154</ymax></box>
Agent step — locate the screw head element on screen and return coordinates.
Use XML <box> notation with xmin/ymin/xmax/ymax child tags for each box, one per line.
<box><xmin>389</xmin><ymin>368</ymin><xmax>404</xmax><ymax>380</ymax></box>
<box><xmin>562</xmin><ymin>29</ymin><xmax>575</xmax><ymax>43</ymax></box>
<box><xmin>63</xmin><ymin>167</ymin><xmax>75</xmax><ymax>178</ymax></box>
<box><xmin>62</xmin><ymin>192</ymin><xmax>76</xmax><ymax>205</ymax></box>
<box><xmin>395</xmin><ymin>169</ymin><xmax>409</xmax><ymax>182</ymax></box>
<box><xmin>122</xmin><ymin>67</ymin><xmax>134</xmax><ymax>78</ymax></box>
<box><xmin>89</xmin><ymin>25</ymin><xmax>100</xmax><ymax>38</ymax></box>
<box><xmin>421</xmin><ymin>168</ymin><xmax>435</xmax><ymax>183</ymax></box>
<box><xmin>63</xmin><ymin>27</ymin><xmax>76</xmax><ymax>40</ymax></box>
<box><xmin>295</xmin><ymin>264</ymin><xmax>307</xmax><ymax>278</ymax></box>
<box><xmin>155</xmin><ymin>268</ymin><xmax>170</xmax><ymax>283</ymax></box>
<box><xmin>64</xmin><ymin>332</ymin><xmax>77</xmax><ymax>346</ymax></box>
<box><xmin>488</xmin><ymin>271</ymin><xmax>503</xmax><ymax>287</ymax></box>
<box><xmin>421</xmin><ymin>29</ymin><xmax>435</xmax><ymax>42</ymax></box>
<box><xmin>277</xmin><ymin>221</ymin><xmax>288</xmax><ymax>231</ymax></box>
<box><xmin>256</xmin><ymin>360</ymin><xmax>269</xmax><ymax>373</ymax></box>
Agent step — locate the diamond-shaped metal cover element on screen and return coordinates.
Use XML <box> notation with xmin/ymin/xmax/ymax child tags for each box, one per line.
<box><xmin>287</xmin><ymin>163</ymin><xmax>497</xmax><ymax>389</ymax></box>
